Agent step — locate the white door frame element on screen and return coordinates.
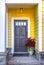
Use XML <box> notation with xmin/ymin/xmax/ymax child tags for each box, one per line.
<box><xmin>11</xmin><ymin>17</ymin><xmax>30</xmax><ymax>53</ymax></box>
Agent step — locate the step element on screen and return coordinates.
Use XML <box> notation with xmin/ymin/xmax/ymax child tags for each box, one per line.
<box><xmin>9</xmin><ymin>63</ymin><xmax>40</xmax><ymax>65</ymax></box>
<box><xmin>13</xmin><ymin>52</ymin><xmax>29</xmax><ymax>56</ymax></box>
<box><xmin>8</xmin><ymin>56</ymin><xmax>40</xmax><ymax>65</ymax></box>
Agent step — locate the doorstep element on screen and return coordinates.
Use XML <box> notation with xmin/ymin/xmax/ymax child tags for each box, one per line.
<box><xmin>13</xmin><ymin>52</ymin><xmax>29</xmax><ymax>56</ymax></box>
<box><xmin>8</xmin><ymin>55</ymin><xmax>40</xmax><ymax>65</ymax></box>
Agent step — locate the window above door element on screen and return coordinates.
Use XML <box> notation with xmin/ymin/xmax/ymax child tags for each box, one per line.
<box><xmin>15</xmin><ymin>21</ymin><xmax>26</xmax><ymax>26</ymax></box>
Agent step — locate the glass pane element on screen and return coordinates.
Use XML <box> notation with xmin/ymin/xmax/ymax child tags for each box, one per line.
<box><xmin>21</xmin><ymin>22</ymin><xmax>23</xmax><ymax>26</ymax></box>
<box><xmin>16</xmin><ymin>22</ymin><xmax>19</xmax><ymax>26</ymax></box>
<box><xmin>24</xmin><ymin>22</ymin><xmax>26</xmax><ymax>26</ymax></box>
<box><xmin>19</xmin><ymin>22</ymin><xmax>21</xmax><ymax>26</ymax></box>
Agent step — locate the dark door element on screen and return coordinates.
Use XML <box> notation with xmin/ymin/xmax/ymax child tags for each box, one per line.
<box><xmin>14</xmin><ymin>20</ymin><xmax>28</xmax><ymax>52</ymax></box>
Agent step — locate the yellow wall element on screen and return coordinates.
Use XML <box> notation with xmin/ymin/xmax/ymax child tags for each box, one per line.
<box><xmin>8</xmin><ymin>8</ymin><xmax>35</xmax><ymax>48</ymax></box>
<box><xmin>42</xmin><ymin>0</ymin><xmax>44</xmax><ymax>51</ymax></box>
<box><xmin>34</xmin><ymin>5</ymin><xmax>38</xmax><ymax>49</ymax></box>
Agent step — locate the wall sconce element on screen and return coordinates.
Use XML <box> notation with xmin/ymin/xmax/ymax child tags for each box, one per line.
<box><xmin>20</xmin><ymin>8</ymin><xmax>23</xmax><ymax>13</ymax></box>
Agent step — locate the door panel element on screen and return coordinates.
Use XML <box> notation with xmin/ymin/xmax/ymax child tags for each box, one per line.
<box><xmin>14</xmin><ymin>20</ymin><xmax>27</xmax><ymax>52</ymax></box>
<box><xmin>15</xmin><ymin>27</ymin><xmax>20</xmax><ymax>36</ymax></box>
<box><xmin>21</xmin><ymin>38</ymin><xmax>26</xmax><ymax>46</ymax></box>
<box><xmin>15</xmin><ymin>38</ymin><xmax>20</xmax><ymax>47</ymax></box>
<box><xmin>21</xmin><ymin>27</ymin><xmax>26</xmax><ymax>35</ymax></box>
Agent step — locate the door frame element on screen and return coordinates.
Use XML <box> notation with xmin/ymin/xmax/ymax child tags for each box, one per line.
<box><xmin>11</xmin><ymin>17</ymin><xmax>30</xmax><ymax>53</ymax></box>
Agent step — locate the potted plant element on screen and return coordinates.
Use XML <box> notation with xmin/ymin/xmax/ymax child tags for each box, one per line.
<box><xmin>26</xmin><ymin>38</ymin><xmax>35</xmax><ymax>55</ymax></box>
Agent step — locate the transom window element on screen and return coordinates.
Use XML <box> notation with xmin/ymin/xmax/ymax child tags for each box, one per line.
<box><xmin>15</xmin><ymin>21</ymin><xmax>26</xmax><ymax>26</ymax></box>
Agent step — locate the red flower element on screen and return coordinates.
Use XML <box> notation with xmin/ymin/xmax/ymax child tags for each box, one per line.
<box><xmin>26</xmin><ymin>38</ymin><xmax>36</xmax><ymax>47</ymax></box>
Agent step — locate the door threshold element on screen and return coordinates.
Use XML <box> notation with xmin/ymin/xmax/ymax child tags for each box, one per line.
<box><xmin>14</xmin><ymin>52</ymin><xmax>28</xmax><ymax>53</ymax></box>
<box><xmin>13</xmin><ymin>52</ymin><xmax>29</xmax><ymax>56</ymax></box>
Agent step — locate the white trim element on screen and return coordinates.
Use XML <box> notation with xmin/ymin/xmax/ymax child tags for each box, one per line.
<box><xmin>6</xmin><ymin>12</ymin><xmax>8</xmax><ymax>48</ymax></box>
<box><xmin>11</xmin><ymin>18</ymin><xmax>14</xmax><ymax>53</ymax></box>
<box><xmin>11</xmin><ymin>17</ymin><xmax>30</xmax><ymax>53</ymax></box>
<box><xmin>0</xmin><ymin>0</ymin><xmax>5</xmax><ymax>52</ymax></box>
<box><xmin>38</xmin><ymin>0</ymin><xmax>42</xmax><ymax>52</ymax></box>
<box><xmin>6</xmin><ymin>0</ymin><xmax>39</xmax><ymax>4</ymax></box>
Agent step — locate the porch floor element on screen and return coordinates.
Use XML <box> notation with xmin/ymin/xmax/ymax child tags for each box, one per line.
<box><xmin>8</xmin><ymin>55</ymin><xmax>40</xmax><ymax>65</ymax></box>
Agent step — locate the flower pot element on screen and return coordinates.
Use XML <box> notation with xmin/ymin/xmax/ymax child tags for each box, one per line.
<box><xmin>27</xmin><ymin>47</ymin><xmax>30</xmax><ymax>52</ymax></box>
<box><xmin>29</xmin><ymin>51</ymin><xmax>33</xmax><ymax>55</ymax></box>
<box><xmin>27</xmin><ymin>47</ymin><xmax>34</xmax><ymax>55</ymax></box>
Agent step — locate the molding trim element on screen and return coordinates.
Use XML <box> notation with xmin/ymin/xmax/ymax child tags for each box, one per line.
<box><xmin>6</xmin><ymin>0</ymin><xmax>39</xmax><ymax>3</ymax></box>
<box><xmin>38</xmin><ymin>0</ymin><xmax>42</xmax><ymax>51</ymax></box>
<box><xmin>0</xmin><ymin>0</ymin><xmax>5</xmax><ymax>52</ymax></box>
<box><xmin>6</xmin><ymin>12</ymin><xmax>8</xmax><ymax>48</ymax></box>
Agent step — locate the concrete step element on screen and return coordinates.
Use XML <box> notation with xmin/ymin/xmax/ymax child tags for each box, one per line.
<box><xmin>8</xmin><ymin>63</ymin><xmax>40</xmax><ymax>65</ymax></box>
<box><xmin>13</xmin><ymin>52</ymin><xmax>29</xmax><ymax>56</ymax></box>
<box><xmin>8</xmin><ymin>56</ymin><xmax>40</xmax><ymax>65</ymax></box>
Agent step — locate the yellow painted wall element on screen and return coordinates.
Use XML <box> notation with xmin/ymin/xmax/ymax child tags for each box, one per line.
<box><xmin>8</xmin><ymin>8</ymin><xmax>35</xmax><ymax>48</ymax></box>
<box><xmin>42</xmin><ymin>0</ymin><xmax>44</xmax><ymax>51</ymax></box>
<box><xmin>34</xmin><ymin>5</ymin><xmax>38</xmax><ymax>49</ymax></box>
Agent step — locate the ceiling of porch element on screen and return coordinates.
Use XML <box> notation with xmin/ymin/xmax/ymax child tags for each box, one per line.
<box><xmin>6</xmin><ymin>4</ymin><xmax>37</xmax><ymax>9</ymax></box>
